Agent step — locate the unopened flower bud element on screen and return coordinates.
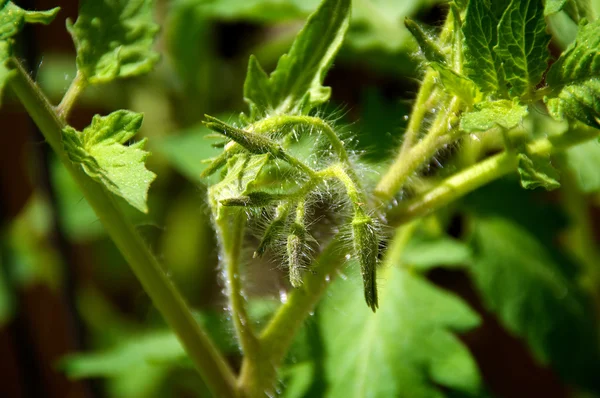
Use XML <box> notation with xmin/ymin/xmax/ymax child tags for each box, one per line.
<box><xmin>352</xmin><ymin>211</ymin><xmax>379</xmax><ymax>311</ymax></box>
<box><xmin>287</xmin><ymin>222</ymin><xmax>307</xmax><ymax>288</ymax></box>
<box><xmin>204</xmin><ymin>115</ymin><xmax>283</xmax><ymax>157</ymax></box>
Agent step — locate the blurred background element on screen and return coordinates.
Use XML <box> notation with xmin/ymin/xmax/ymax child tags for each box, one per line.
<box><xmin>1</xmin><ymin>0</ymin><xmax>600</xmax><ymax>397</ymax></box>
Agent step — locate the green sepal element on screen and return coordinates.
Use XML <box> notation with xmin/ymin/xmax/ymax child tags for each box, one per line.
<box><xmin>67</xmin><ymin>0</ymin><xmax>159</xmax><ymax>84</ymax></box>
<box><xmin>62</xmin><ymin>110</ymin><xmax>156</xmax><ymax>213</ymax></box>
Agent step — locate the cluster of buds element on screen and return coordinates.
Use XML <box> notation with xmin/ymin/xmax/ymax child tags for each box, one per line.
<box><xmin>203</xmin><ymin>115</ymin><xmax>380</xmax><ymax>311</ymax></box>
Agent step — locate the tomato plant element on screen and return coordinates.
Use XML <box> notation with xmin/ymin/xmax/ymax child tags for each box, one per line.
<box><xmin>1</xmin><ymin>0</ymin><xmax>600</xmax><ymax>397</ymax></box>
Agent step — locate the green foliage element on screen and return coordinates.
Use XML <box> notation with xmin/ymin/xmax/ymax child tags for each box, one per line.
<box><xmin>546</xmin><ymin>19</ymin><xmax>600</xmax><ymax>128</ymax></box>
<box><xmin>517</xmin><ymin>151</ymin><xmax>561</xmax><ymax>190</ymax></box>
<box><xmin>6</xmin><ymin>0</ymin><xmax>600</xmax><ymax>396</ymax></box>
<box><xmin>470</xmin><ymin>217</ymin><xmax>600</xmax><ymax>390</ymax></box>
<box><xmin>67</xmin><ymin>0</ymin><xmax>159</xmax><ymax>84</ymax></box>
<box><xmin>0</xmin><ymin>1</ymin><xmax>59</xmax><ymax>101</ymax></box>
<box><xmin>317</xmin><ymin>265</ymin><xmax>482</xmax><ymax>398</ymax></box>
<box><xmin>493</xmin><ymin>0</ymin><xmax>549</xmax><ymax>97</ymax></box>
<box><xmin>402</xmin><ymin>233</ymin><xmax>472</xmax><ymax>271</ymax></box>
<box><xmin>460</xmin><ymin>100</ymin><xmax>528</xmax><ymax>132</ymax></box>
<box><xmin>62</xmin><ymin>111</ymin><xmax>156</xmax><ymax>213</ymax></box>
<box><xmin>431</xmin><ymin>62</ymin><xmax>480</xmax><ymax>105</ymax></box>
<box><xmin>243</xmin><ymin>0</ymin><xmax>350</xmax><ymax>118</ymax></box>
<box><xmin>565</xmin><ymin>139</ymin><xmax>600</xmax><ymax>192</ymax></box>
<box><xmin>462</xmin><ymin>0</ymin><xmax>508</xmax><ymax>94</ymax></box>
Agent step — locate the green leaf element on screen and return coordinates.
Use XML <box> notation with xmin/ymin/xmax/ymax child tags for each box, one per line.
<box><xmin>462</xmin><ymin>0</ymin><xmax>509</xmax><ymax>94</ymax></box>
<box><xmin>62</xmin><ymin>110</ymin><xmax>156</xmax><ymax>213</ymax></box>
<box><xmin>564</xmin><ymin>139</ymin><xmax>600</xmax><ymax>192</ymax></box>
<box><xmin>152</xmin><ymin>125</ymin><xmax>221</xmax><ymax>184</ymax></box>
<box><xmin>243</xmin><ymin>0</ymin><xmax>350</xmax><ymax>119</ymax></box>
<box><xmin>493</xmin><ymin>0</ymin><xmax>550</xmax><ymax>97</ymax></box>
<box><xmin>545</xmin><ymin>19</ymin><xmax>600</xmax><ymax>127</ymax></box>
<box><xmin>517</xmin><ymin>151</ymin><xmax>561</xmax><ymax>190</ymax></box>
<box><xmin>402</xmin><ymin>234</ymin><xmax>472</xmax><ymax>271</ymax></box>
<box><xmin>548</xmin><ymin>0</ymin><xmax>596</xmax><ymax>21</ymax></box>
<box><xmin>67</xmin><ymin>0</ymin><xmax>160</xmax><ymax>84</ymax></box>
<box><xmin>460</xmin><ymin>100</ymin><xmax>528</xmax><ymax>132</ymax></box>
<box><xmin>547</xmin><ymin>78</ymin><xmax>600</xmax><ymax>128</ymax></box>
<box><xmin>545</xmin><ymin>0</ymin><xmax>568</xmax><ymax>15</ymax></box>
<box><xmin>60</xmin><ymin>331</ymin><xmax>187</xmax><ymax>379</ymax></box>
<box><xmin>548</xmin><ymin>19</ymin><xmax>600</xmax><ymax>86</ymax></box>
<box><xmin>0</xmin><ymin>2</ymin><xmax>59</xmax><ymax>39</ymax></box>
<box><xmin>319</xmin><ymin>265</ymin><xmax>482</xmax><ymax>398</ymax></box>
<box><xmin>430</xmin><ymin>62</ymin><xmax>480</xmax><ymax>105</ymax></box>
<box><xmin>470</xmin><ymin>217</ymin><xmax>600</xmax><ymax>391</ymax></box>
<box><xmin>0</xmin><ymin>2</ymin><xmax>59</xmax><ymax>103</ymax></box>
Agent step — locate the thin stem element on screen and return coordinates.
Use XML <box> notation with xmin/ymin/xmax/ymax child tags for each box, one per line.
<box><xmin>215</xmin><ymin>211</ymin><xmax>259</xmax><ymax>357</ymax></box>
<box><xmin>252</xmin><ymin>115</ymin><xmax>352</xmax><ymax>163</ymax></box>
<box><xmin>8</xmin><ymin>58</ymin><xmax>238</xmax><ymax>398</ymax></box>
<box><xmin>387</xmin><ymin>126</ymin><xmax>600</xmax><ymax>226</ymax></box>
<box><xmin>259</xmin><ymin>237</ymin><xmax>346</xmax><ymax>365</ymax></box>
<box><xmin>399</xmin><ymin>73</ymin><xmax>437</xmax><ymax>154</ymax></box>
<box><xmin>374</xmin><ymin>97</ymin><xmax>459</xmax><ymax>201</ymax></box>
<box><xmin>56</xmin><ymin>71</ymin><xmax>86</xmax><ymax>119</ymax></box>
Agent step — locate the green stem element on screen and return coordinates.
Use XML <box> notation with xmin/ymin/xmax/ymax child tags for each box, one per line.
<box><xmin>374</xmin><ymin>97</ymin><xmax>459</xmax><ymax>201</ymax></box>
<box><xmin>387</xmin><ymin>126</ymin><xmax>600</xmax><ymax>226</ymax></box>
<box><xmin>260</xmin><ymin>237</ymin><xmax>346</xmax><ymax>365</ymax></box>
<box><xmin>215</xmin><ymin>211</ymin><xmax>260</xmax><ymax>357</ymax></box>
<box><xmin>8</xmin><ymin>59</ymin><xmax>238</xmax><ymax>398</ymax></box>
<box><xmin>56</xmin><ymin>70</ymin><xmax>86</xmax><ymax>119</ymax></box>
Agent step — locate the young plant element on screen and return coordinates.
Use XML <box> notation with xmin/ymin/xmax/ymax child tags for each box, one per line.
<box><xmin>3</xmin><ymin>0</ymin><xmax>600</xmax><ymax>396</ymax></box>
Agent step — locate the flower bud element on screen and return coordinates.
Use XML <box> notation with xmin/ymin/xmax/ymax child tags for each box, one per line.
<box><xmin>352</xmin><ymin>211</ymin><xmax>379</xmax><ymax>311</ymax></box>
<box><xmin>204</xmin><ymin>115</ymin><xmax>283</xmax><ymax>157</ymax></box>
<box><xmin>287</xmin><ymin>222</ymin><xmax>307</xmax><ymax>288</ymax></box>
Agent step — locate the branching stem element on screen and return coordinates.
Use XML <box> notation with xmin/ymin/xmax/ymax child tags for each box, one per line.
<box><xmin>8</xmin><ymin>58</ymin><xmax>238</xmax><ymax>398</ymax></box>
<box><xmin>56</xmin><ymin>71</ymin><xmax>86</xmax><ymax>120</ymax></box>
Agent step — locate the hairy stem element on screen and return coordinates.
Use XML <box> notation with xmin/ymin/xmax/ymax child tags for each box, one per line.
<box><xmin>8</xmin><ymin>58</ymin><xmax>238</xmax><ymax>398</ymax></box>
<box><xmin>387</xmin><ymin>126</ymin><xmax>600</xmax><ymax>226</ymax></box>
<box><xmin>252</xmin><ymin>115</ymin><xmax>352</xmax><ymax>163</ymax></box>
<box><xmin>215</xmin><ymin>212</ymin><xmax>259</xmax><ymax>356</ymax></box>
<box><xmin>56</xmin><ymin>71</ymin><xmax>86</xmax><ymax>119</ymax></box>
<box><xmin>374</xmin><ymin>97</ymin><xmax>460</xmax><ymax>201</ymax></box>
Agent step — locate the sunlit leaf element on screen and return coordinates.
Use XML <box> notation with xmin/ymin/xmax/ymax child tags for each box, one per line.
<box><xmin>67</xmin><ymin>0</ymin><xmax>159</xmax><ymax>84</ymax></box>
<box><xmin>62</xmin><ymin>110</ymin><xmax>156</xmax><ymax>213</ymax></box>
<box><xmin>318</xmin><ymin>265</ymin><xmax>482</xmax><ymax>398</ymax></box>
